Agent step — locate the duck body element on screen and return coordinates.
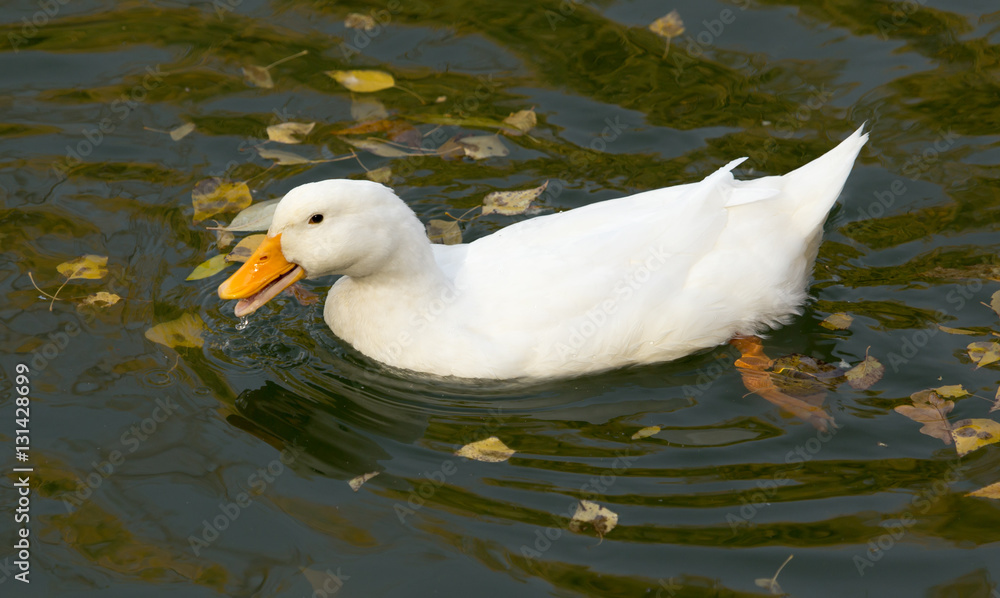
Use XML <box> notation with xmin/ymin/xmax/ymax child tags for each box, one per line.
<box><xmin>220</xmin><ymin>126</ymin><xmax>867</xmax><ymax>380</ymax></box>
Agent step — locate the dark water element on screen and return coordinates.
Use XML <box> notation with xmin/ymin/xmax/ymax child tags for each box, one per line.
<box><xmin>2</xmin><ymin>0</ymin><xmax>1000</xmax><ymax>596</ymax></box>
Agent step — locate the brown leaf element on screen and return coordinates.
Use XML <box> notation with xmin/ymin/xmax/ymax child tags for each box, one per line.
<box><xmin>459</xmin><ymin>135</ymin><xmax>509</xmax><ymax>160</ymax></box>
<box><xmin>502</xmin><ymin>108</ymin><xmax>537</xmax><ymax>136</ymax></box>
<box><xmin>967</xmin><ymin>481</ymin><xmax>1000</xmax><ymax>498</ymax></box>
<box><xmin>266</xmin><ymin>121</ymin><xmax>315</xmax><ymax>144</ymax></box>
<box><xmin>288</xmin><ymin>283</ymin><xmax>320</xmax><ymax>306</ymax></box>
<box><xmin>79</xmin><ymin>291</ymin><xmax>121</xmax><ymax>308</ymax></box>
<box><xmin>242</xmin><ymin>65</ymin><xmax>273</xmax><ymax>88</ymax></box>
<box><xmin>845</xmin><ymin>356</ymin><xmax>884</xmax><ymax>390</ymax></box>
<box><xmin>331</xmin><ymin>119</ymin><xmax>397</xmax><ymax>136</ymax></box>
<box><xmin>426</xmin><ymin>219</ymin><xmax>462</xmax><ymax>245</ymax></box>
<box><xmin>482</xmin><ymin>181</ymin><xmax>549</xmax><ymax>216</ymax></box>
<box><xmin>894</xmin><ymin>390</ymin><xmax>954</xmax><ymax>445</ymax></box>
<box><xmin>348</xmin><ymin>471</ymin><xmax>379</xmax><ymax>491</ymax></box>
<box><xmin>820</xmin><ymin>312</ymin><xmax>853</xmax><ymax>330</ymax></box>
<box><xmin>731</xmin><ymin>336</ymin><xmax>835</xmax><ymax>431</ymax></box>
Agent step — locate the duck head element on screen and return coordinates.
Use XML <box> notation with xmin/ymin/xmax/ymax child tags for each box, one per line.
<box><xmin>218</xmin><ymin>179</ymin><xmax>425</xmax><ymax>317</ymax></box>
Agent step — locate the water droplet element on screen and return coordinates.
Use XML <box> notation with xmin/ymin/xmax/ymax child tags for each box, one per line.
<box><xmin>236</xmin><ymin>316</ymin><xmax>251</xmax><ymax>331</ymax></box>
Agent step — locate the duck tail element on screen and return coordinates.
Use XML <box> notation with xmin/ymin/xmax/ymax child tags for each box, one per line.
<box><xmin>782</xmin><ymin>124</ymin><xmax>868</xmax><ymax>236</ymax></box>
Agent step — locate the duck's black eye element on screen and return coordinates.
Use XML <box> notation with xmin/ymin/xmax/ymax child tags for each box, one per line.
<box><xmin>309</xmin><ymin>213</ymin><xmax>323</xmax><ymax>224</ymax></box>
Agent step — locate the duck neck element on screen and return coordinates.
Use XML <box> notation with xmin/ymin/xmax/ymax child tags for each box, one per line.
<box><xmin>350</xmin><ymin>210</ymin><xmax>447</xmax><ymax>295</ymax></box>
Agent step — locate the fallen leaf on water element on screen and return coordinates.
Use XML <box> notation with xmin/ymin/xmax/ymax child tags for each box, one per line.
<box><xmin>992</xmin><ymin>386</ymin><xmax>1000</xmax><ymax>413</ymax></box>
<box><xmin>243</xmin><ymin>50</ymin><xmax>308</xmax><ymax>89</ymax></box>
<box><xmin>730</xmin><ymin>336</ymin><xmax>835</xmax><ymax>431</ymax></box>
<box><xmin>820</xmin><ymin>312</ymin><xmax>853</xmax><ymax>330</ymax></box>
<box><xmin>348</xmin><ymin>471</ymin><xmax>379</xmax><ymax>491</ymax></box>
<box><xmin>327</xmin><ymin>69</ymin><xmax>395</xmax><ymax>93</ymax></box>
<box><xmin>951</xmin><ymin>418</ymin><xmax>1000</xmax><ymax>457</ymax></box>
<box><xmin>351</xmin><ymin>97</ymin><xmax>389</xmax><ymax>121</ymax></box>
<box><xmin>258</xmin><ymin>148</ymin><xmax>314</xmax><ymax>165</ymax></box>
<box><xmin>631</xmin><ymin>426</ymin><xmax>660</xmax><ymax>440</ymax></box>
<box><xmin>986</xmin><ymin>290</ymin><xmax>1000</xmax><ymax>319</ymax></box>
<box><xmin>344</xmin><ymin>12</ymin><xmax>376</xmax><ymax>30</ymax></box>
<box><xmin>938</xmin><ymin>325</ymin><xmax>978</xmax><ymax>335</ymax></box>
<box><xmin>895</xmin><ymin>390</ymin><xmax>954</xmax><ymax>445</ymax></box>
<box><xmin>266</xmin><ymin>121</ymin><xmax>316</xmax><ymax>144</ymax></box>
<box><xmin>934</xmin><ymin>384</ymin><xmax>968</xmax><ymax>398</ymax></box>
<box><xmin>288</xmin><ymin>283</ymin><xmax>320</xmax><ymax>306</ymax></box>
<box><xmin>170</xmin><ymin>122</ymin><xmax>196</xmax><ymax>141</ymax></box>
<box><xmin>436</xmin><ymin>136</ymin><xmax>467</xmax><ymax>160</ymax></box>
<box><xmin>209</xmin><ymin>199</ymin><xmax>280</xmax><ymax>233</ymax></box>
<box><xmin>186</xmin><ymin>254</ymin><xmax>230</xmax><ymax>281</ymax></box>
<box><xmin>426</xmin><ymin>219</ymin><xmax>462</xmax><ymax>245</ymax></box>
<box><xmin>79</xmin><ymin>291</ymin><xmax>120</xmax><ymax>308</ymax></box>
<box><xmin>968</xmin><ymin>341</ymin><xmax>1000</xmax><ymax>368</ymax></box>
<box><xmin>57</xmin><ymin>255</ymin><xmax>108</xmax><ymax>280</ymax></box>
<box><xmin>226</xmin><ymin>234</ymin><xmax>267</xmax><ymax>263</ymax></box>
<box><xmin>366</xmin><ymin>166</ymin><xmax>393</xmax><ymax>184</ymax></box>
<box><xmin>342</xmin><ymin>137</ymin><xmax>414</xmax><ymax>158</ymax></box>
<box><xmin>242</xmin><ymin>65</ymin><xmax>273</xmax><ymax>88</ymax></box>
<box><xmin>967</xmin><ymin>481</ymin><xmax>1000</xmax><ymax>498</ymax></box>
<box><xmin>568</xmin><ymin>500</ymin><xmax>618</xmax><ymax>538</ymax></box>
<box><xmin>455</xmin><ymin>437</ymin><xmax>515</xmax><ymax>463</ymax></box>
<box><xmin>459</xmin><ymin>135</ymin><xmax>509</xmax><ymax>160</ymax></box>
<box><xmin>216</xmin><ymin>229</ymin><xmax>235</xmax><ymax>248</ymax></box>
<box><xmin>845</xmin><ymin>355</ymin><xmax>885</xmax><ymax>390</ymax></box>
<box><xmin>192</xmin><ymin>178</ymin><xmax>253</xmax><ymax>223</ymax></box>
<box><xmin>331</xmin><ymin>119</ymin><xmax>396</xmax><ymax>136</ymax></box>
<box><xmin>502</xmin><ymin>108</ymin><xmax>537</xmax><ymax>136</ymax></box>
<box><xmin>482</xmin><ymin>181</ymin><xmax>549</xmax><ymax>216</ymax></box>
<box><xmin>649</xmin><ymin>10</ymin><xmax>685</xmax><ymax>38</ymax></box>
<box><xmin>145</xmin><ymin>313</ymin><xmax>207</xmax><ymax>349</ymax></box>
<box><xmin>755</xmin><ymin>554</ymin><xmax>793</xmax><ymax>596</ymax></box>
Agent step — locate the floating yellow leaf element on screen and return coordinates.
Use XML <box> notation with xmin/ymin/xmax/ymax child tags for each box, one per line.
<box><xmin>934</xmin><ymin>384</ymin><xmax>968</xmax><ymax>398</ymax></box>
<box><xmin>968</xmin><ymin>341</ymin><xmax>1000</xmax><ymax>368</ymax></box>
<box><xmin>459</xmin><ymin>135</ymin><xmax>509</xmax><ymax>160</ymax></box>
<box><xmin>951</xmin><ymin>418</ymin><xmax>1000</xmax><ymax>457</ymax></box>
<box><xmin>258</xmin><ymin>148</ymin><xmax>313</xmax><ymax>165</ymax></box>
<box><xmin>186</xmin><ymin>254</ymin><xmax>230</xmax><ymax>281</ymax></box>
<box><xmin>366</xmin><ymin>166</ymin><xmax>393</xmax><ymax>184</ymax></box>
<box><xmin>992</xmin><ymin>386</ymin><xmax>1000</xmax><ymax>413</ymax></box>
<box><xmin>242</xmin><ymin>65</ymin><xmax>274</xmax><ymax>88</ymax></box>
<box><xmin>938</xmin><ymin>325</ymin><xmax>978</xmax><ymax>335</ymax></box>
<box><xmin>568</xmin><ymin>500</ymin><xmax>618</xmax><ymax>537</ymax></box>
<box><xmin>631</xmin><ymin>426</ymin><xmax>661</xmax><ymax>440</ymax></box>
<box><xmin>967</xmin><ymin>481</ymin><xmax>1000</xmax><ymax>498</ymax></box>
<box><xmin>79</xmin><ymin>291</ymin><xmax>120</xmax><ymax>307</ymax></box>
<box><xmin>266</xmin><ymin>121</ymin><xmax>316</xmax><ymax>144</ymax></box>
<box><xmin>820</xmin><ymin>312</ymin><xmax>853</xmax><ymax>330</ymax></box>
<box><xmin>145</xmin><ymin>313</ymin><xmax>207</xmax><ymax>349</ymax></box>
<box><xmin>895</xmin><ymin>390</ymin><xmax>954</xmax><ymax>445</ymax></box>
<box><xmin>845</xmin><ymin>355</ymin><xmax>884</xmax><ymax>390</ymax></box>
<box><xmin>226</xmin><ymin>234</ymin><xmax>267</xmax><ymax>263</ymax></box>
<box><xmin>170</xmin><ymin>122</ymin><xmax>196</xmax><ymax>141</ymax></box>
<box><xmin>455</xmin><ymin>437</ymin><xmax>515</xmax><ymax>463</ymax></box>
<box><xmin>482</xmin><ymin>181</ymin><xmax>548</xmax><ymax>216</ymax></box>
<box><xmin>344</xmin><ymin>13</ymin><xmax>376</xmax><ymax>30</ymax></box>
<box><xmin>192</xmin><ymin>178</ymin><xmax>253</xmax><ymax>223</ymax></box>
<box><xmin>987</xmin><ymin>290</ymin><xmax>1000</xmax><ymax>318</ymax></box>
<box><xmin>327</xmin><ymin>69</ymin><xmax>395</xmax><ymax>93</ymax></box>
<box><xmin>426</xmin><ymin>219</ymin><xmax>462</xmax><ymax>245</ymax></box>
<box><xmin>348</xmin><ymin>471</ymin><xmax>380</xmax><ymax>491</ymax></box>
<box><xmin>502</xmin><ymin>108</ymin><xmax>537</xmax><ymax>136</ymax></box>
<box><xmin>57</xmin><ymin>255</ymin><xmax>108</xmax><ymax>280</ymax></box>
<box><xmin>649</xmin><ymin>10</ymin><xmax>685</xmax><ymax>39</ymax></box>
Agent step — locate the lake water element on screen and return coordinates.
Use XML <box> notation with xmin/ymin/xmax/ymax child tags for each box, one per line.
<box><xmin>2</xmin><ymin>0</ymin><xmax>1000</xmax><ymax>596</ymax></box>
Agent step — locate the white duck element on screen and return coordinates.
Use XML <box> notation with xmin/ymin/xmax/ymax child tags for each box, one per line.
<box><xmin>219</xmin><ymin>126</ymin><xmax>867</xmax><ymax>379</ymax></box>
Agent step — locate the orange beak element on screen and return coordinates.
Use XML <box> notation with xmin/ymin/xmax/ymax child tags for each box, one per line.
<box><xmin>218</xmin><ymin>233</ymin><xmax>306</xmax><ymax>317</ymax></box>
